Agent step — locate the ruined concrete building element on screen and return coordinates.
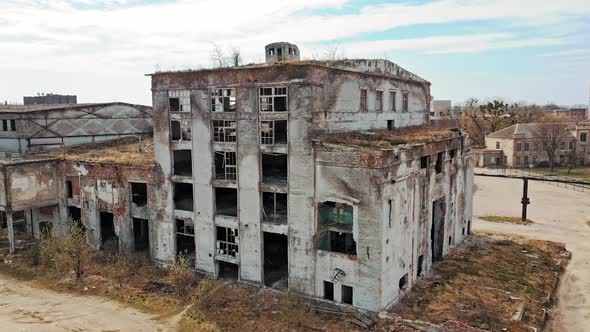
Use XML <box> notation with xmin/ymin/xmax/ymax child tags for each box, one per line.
<box><xmin>0</xmin><ymin>103</ymin><xmax>152</xmax><ymax>158</ymax></box>
<box><xmin>147</xmin><ymin>43</ymin><xmax>474</xmax><ymax>311</ymax></box>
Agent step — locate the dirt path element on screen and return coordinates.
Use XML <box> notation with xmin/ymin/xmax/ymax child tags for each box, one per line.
<box><xmin>0</xmin><ymin>273</ymin><xmax>177</xmax><ymax>332</ymax></box>
<box><xmin>472</xmin><ymin>172</ymin><xmax>590</xmax><ymax>332</ymax></box>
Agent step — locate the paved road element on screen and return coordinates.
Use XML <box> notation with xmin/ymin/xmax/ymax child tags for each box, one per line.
<box><xmin>0</xmin><ymin>273</ymin><xmax>175</xmax><ymax>332</ymax></box>
<box><xmin>473</xmin><ymin>173</ymin><xmax>590</xmax><ymax>332</ymax></box>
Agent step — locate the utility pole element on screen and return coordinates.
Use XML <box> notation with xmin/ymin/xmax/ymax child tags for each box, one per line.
<box><xmin>521</xmin><ymin>178</ymin><xmax>530</xmax><ymax>221</ymax></box>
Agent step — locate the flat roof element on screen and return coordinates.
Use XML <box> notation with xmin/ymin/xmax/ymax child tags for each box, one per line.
<box><xmin>34</xmin><ymin>136</ymin><xmax>154</xmax><ymax>167</ymax></box>
<box><xmin>0</xmin><ymin>102</ymin><xmax>151</xmax><ymax>114</ymax></box>
<box><xmin>315</xmin><ymin>126</ymin><xmax>460</xmax><ymax>150</ymax></box>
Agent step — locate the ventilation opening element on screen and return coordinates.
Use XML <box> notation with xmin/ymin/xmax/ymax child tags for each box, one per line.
<box><xmin>260</xmin><ymin>120</ymin><xmax>288</xmax><ymax>145</ymax></box>
<box><xmin>262</xmin><ymin>153</ymin><xmax>287</xmax><ymax>186</ymax></box>
<box><xmin>262</xmin><ymin>192</ymin><xmax>287</xmax><ymax>224</ymax></box>
<box><xmin>399</xmin><ymin>273</ymin><xmax>408</xmax><ymax>290</ymax></box>
<box><xmin>173</xmin><ymin>183</ymin><xmax>193</xmax><ymax>211</ymax></box>
<box><xmin>173</xmin><ymin>150</ymin><xmax>192</xmax><ymax>176</ymax></box>
<box><xmin>342</xmin><ymin>285</ymin><xmax>353</xmax><ymax>305</ymax></box>
<box><xmin>100</xmin><ymin>212</ymin><xmax>117</xmax><ymax>252</ymax></box>
<box><xmin>263</xmin><ymin>232</ymin><xmax>288</xmax><ymax>289</ymax></box>
<box><xmin>130</xmin><ymin>182</ymin><xmax>147</xmax><ymax>206</ymax></box>
<box><xmin>323</xmin><ymin>281</ymin><xmax>334</xmax><ymax>301</ymax></box>
<box><xmin>214</xmin><ymin>151</ymin><xmax>237</xmax><ymax>180</ymax></box>
<box><xmin>133</xmin><ymin>218</ymin><xmax>149</xmax><ymax>252</ymax></box>
<box><xmin>435</xmin><ymin>152</ymin><xmax>444</xmax><ymax>174</ymax></box>
<box><xmin>420</xmin><ymin>156</ymin><xmax>429</xmax><ymax>169</ymax></box>
<box><xmin>417</xmin><ymin>255</ymin><xmax>424</xmax><ymax>277</ymax></box>
<box><xmin>215</xmin><ymin>187</ymin><xmax>238</xmax><ymax>217</ymax></box>
<box><xmin>387</xmin><ymin>120</ymin><xmax>394</xmax><ymax>130</ymax></box>
<box><xmin>218</xmin><ymin>261</ymin><xmax>239</xmax><ymax>281</ymax></box>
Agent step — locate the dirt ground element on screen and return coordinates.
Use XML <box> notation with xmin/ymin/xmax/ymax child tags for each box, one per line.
<box><xmin>0</xmin><ymin>273</ymin><xmax>177</xmax><ymax>332</ymax></box>
<box><xmin>473</xmin><ymin>170</ymin><xmax>590</xmax><ymax>332</ymax></box>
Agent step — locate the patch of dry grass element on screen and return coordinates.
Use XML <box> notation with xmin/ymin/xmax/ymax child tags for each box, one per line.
<box><xmin>480</xmin><ymin>215</ymin><xmax>534</xmax><ymax>225</ymax></box>
<box><xmin>318</xmin><ymin>126</ymin><xmax>457</xmax><ymax>149</ymax></box>
<box><xmin>393</xmin><ymin>235</ymin><xmax>568</xmax><ymax>332</ymax></box>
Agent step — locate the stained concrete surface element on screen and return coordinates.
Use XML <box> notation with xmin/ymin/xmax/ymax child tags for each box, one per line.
<box><xmin>472</xmin><ymin>171</ymin><xmax>590</xmax><ymax>332</ymax></box>
<box><xmin>0</xmin><ymin>274</ymin><xmax>175</xmax><ymax>332</ymax></box>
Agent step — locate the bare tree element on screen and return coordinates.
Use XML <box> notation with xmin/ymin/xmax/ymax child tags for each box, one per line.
<box><xmin>535</xmin><ymin>114</ymin><xmax>570</xmax><ymax>171</ymax></box>
<box><xmin>229</xmin><ymin>48</ymin><xmax>241</xmax><ymax>67</ymax></box>
<box><xmin>210</xmin><ymin>43</ymin><xmax>226</xmax><ymax>68</ymax></box>
<box><xmin>323</xmin><ymin>43</ymin><xmax>341</xmax><ymax>61</ymax></box>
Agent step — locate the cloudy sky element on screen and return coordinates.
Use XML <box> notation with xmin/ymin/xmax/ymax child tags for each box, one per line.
<box><xmin>1</xmin><ymin>0</ymin><xmax>589</xmax><ymax>106</ymax></box>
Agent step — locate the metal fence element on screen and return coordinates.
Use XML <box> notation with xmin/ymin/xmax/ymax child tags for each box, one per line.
<box><xmin>487</xmin><ymin>167</ymin><xmax>590</xmax><ymax>192</ymax></box>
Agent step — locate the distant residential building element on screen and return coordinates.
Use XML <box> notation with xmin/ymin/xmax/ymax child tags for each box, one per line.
<box><xmin>475</xmin><ymin>123</ymin><xmax>578</xmax><ymax>168</ymax></box>
<box><xmin>23</xmin><ymin>93</ymin><xmax>77</xmax><ymax>105</ymax></box>
<box><xmin>0</xmin><ymin>102</ymin><xmax>152</xmax><ymax>158</ymax></box>
<box><xmin>546</xmin><ymin>108</ymin><xmax>587</xmax><ymax>122</ymax></box>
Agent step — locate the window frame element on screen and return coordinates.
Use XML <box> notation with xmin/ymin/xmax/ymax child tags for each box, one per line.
<box><xmin>168</xmin><ymin>90</ymin><xmax>191</xmax><ymax>113</ymax></box>
<box><xmin>360</xmin><ymin>88</ymin><xmax>368</xmax><ymax>112</ymax></box>
<box><xmin>259</xmin><ymin>86</ymin><xmax>288</xmax><ymax>112</ymax></box>
<box><xmin>389</xmin><ymin>90</ymin><xmax>397</xmax><ymax>112</ymax></box>
<box><xmin>375</xmin><ymin>90</ymin><xmax>383</xmax><ymax>112</ymax></box>
<box><xmin>212</xmin><ymin>120</ymin><xmax>237</xmax><ymax>143</ymax></box>
<box><xmin>210</xmin><ymin>88</ymin><xmax>236</xmax><ymax>113</ymax></box>
<box><xmin>402</xmin><ymin>91</ymin><xmax>409</xmax><ymax>112</ymax></box>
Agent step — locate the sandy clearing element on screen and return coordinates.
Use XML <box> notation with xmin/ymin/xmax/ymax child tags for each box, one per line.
<box><xmin>0</xmin><ymin>273</ymin><xmax>177</xmax><ymax>332</ymax></box>
<box><xmin>472</xmin><ymin>171</ymin><xmax>590</xmax><ymax>332</ymax></box>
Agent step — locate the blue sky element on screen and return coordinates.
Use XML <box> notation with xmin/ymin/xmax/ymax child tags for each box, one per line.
<box><xmin>1</xmin><ymin>0</ymin><xmax>589</xmax><ymax>106</ymax></box>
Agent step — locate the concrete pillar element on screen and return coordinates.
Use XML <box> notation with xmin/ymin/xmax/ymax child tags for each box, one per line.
<box><xmin>7</xmin><ymin>212</ymin><xmax>14</xmax><ymax>253</ymax></box>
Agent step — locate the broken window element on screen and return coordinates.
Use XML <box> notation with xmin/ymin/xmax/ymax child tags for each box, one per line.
<box><xmin>262</xmin><ymin>192</ymin><xmax>287</xmax><ymax>224</ymax></box>
<box><xmin>268</xmin><ymin>48</ymin><xmax>275</xmax><ymax>56</ymax></box>
<box><xmin>214</xmin><ymin>151</ymin><xmax>237</xmax><ymax>180</ymax></box>
<box><xmin>260</xmin><ymin>120</ymin><xmax>287</xmax><ymax>145</ymax></box>
<box><xmin>173</xmin><ymin>150</ymin><xmax>192</xmax><ymax>176</ymax></box>
<box><xmin>323</xmin><ymin>281</ymin><xmax>334</xmax><ymax>301</ymax></box>
<box><xmin>215</xmin><ymin>187</ymin><xmax>238</xmax><ymax>217</ymax></box>
<box><xmin>399</xmin><ymin>273</ymin><xmax>408</xmax><ymax>290</ymax></box>
<box><xmin>133</xmin><ymin>218</ymin><xmax>149</xmax><ymax>252</ymax></box>
<box><xmin>171</xmin><ymin>120</ymin><xmax>191</xmax><ymax>141</ymax></box>
<box><xmin>130</xmin><ymin>182</ymin><xmax>148</xmax><ymax>206</ymax></box>
<box><xmin>262</xmin><ymin>153</ymin><xmax>288</xmax><ymax>185</ymax></box>
<box><xmin>216</xmin><ymin>226</ymin><xmax>239</xmax><ymax>258</ymax></box>
<box><xmin>342</xmin><ymin>285</ymin><xmax>353</xmax><ymax>305</ymax></box>
<box><xmin>212</xmin><ymin>120</ymin><xmax>237</xmax><ymax>142</ymax></box>
<box><xmin>402</xmin><ymin>91</ymin><xmax>409</xmax><ymax>112</ymax></box>
<box><xmin>211</xmin><ymin>88</ymin><xmax>236</xmax><ymax>112</ymax></box>
<box><xmin>420</xmin><ymin>156</ymin><xmax>429</xmax><ymax>169</ymax></box>
<box><xmin>390</xmin><ymin>91</ymin><xmax>397</xmax><ymax>112</ymax></box>
<box><xmin>318</xmin><ymin>201</ymin><xmax>356</xmax><ymax>255</ymax></box>
<box><xmin>173</xmin><ymin>182</ymin><xmax>193</xmax><ymax>211</ymax></box>
<box><xmin>259</xmin><ymin>87</ymin><xmax>287</xmax><ymax>112</ymax></box>
<box><xmin>435</xmin><ymin>152</ymin><xmax>443</xmax><ymax>174</ymax></box>
<box><xmin>168</xmin><ymin>90</ymin><xmax>190</xmax><ymax>112</ymax></box>
<box><xmin>360</xmin><ymin>88</ymin><xmax>367</xmax><ymax>112</ymax></box>
<box><xmin>375</xmin><ymin>90</ymin><xmax>383</xmax><ymax>112</ymax></box>
<box><xmin>176</xmin><ymin>219</ymin><xmax>195</xmax><ymax>262</ymax></box>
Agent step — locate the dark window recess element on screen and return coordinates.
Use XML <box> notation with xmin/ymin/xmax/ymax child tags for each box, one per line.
<box><xmin>169</xmin><ymin>97</ymin><xmax>180</xmax><ymax>112</ymax></box>
<box><xmin>133</xmin><ymin>218</ymin><xmax>149</xmax><ymax>252</ymax></box>
<box><xmin>173</xmin><ymin>183</ymin><xmax>193</xmax><ymax>211</ymax></box>
<box><xmin>387</xmin><ymin>120</ymin><xmax>394</xmax><ymax>129</ymax></box>
<box><xmin>171</xmin><ymin>120</ymin><xmax>191</xmax><ymax>141</ymax></box>
<box><xmin>263</xmin><ymin>232</ymin><xmax>288</xmax><ymax>288</ymax></box>
<box><xmin>318</xmin><ymin>201</ymin><xmax>356</xmax><ymax>255</ymax></box>
<box><xmin>39</xmin><ymin>222</ymin><xmax>53</xmax><ymax>238</ymax></box>
<box><xmin>262</xmin><ymin>153</ymin><xmax>287</xmax><ymax>186</ymax></box>
<box><xmin>215</xmin><ymin>187</ymin><xmax>238</xmax><ymax>217</ymax></box>
<box><xmin>2</xmin><ymin>120</ymin><xmax>7</xmax><ymax>131</ymax></box>
<box><xmin>435</xmin><ymin>152</ymin><xmax>444</xmax><ymax>174</ymax></box>
<box><xmin>68</xmin><ymin>206</ymin><xmax>81</xmax><ymax>224</ymax></box>
<box><xmin>323</xmin><ymin>281</ymin><xmax>334</xmax><ymax>301</ymax></box>
<box><xmin>66</xmin><ymin>180</ymin><xmax>73</xmax><ymax>198</ymax></box>
<box><xmin>420</xmin><ymin>156</ymin><xmax>429</xmax><ymax>169</ymax></box>
<box><xmin>176</xmin><ymin>219</ymin><xmax>195</xmax><ymax>261</ymax></box>
<box><xmin>10</xmin><ymin>120</ymin><xmax>15</xmax><ymax>131</ymax></box>
<box><xmin>342</xmin><ymin>285</ymin><xmax>353</xmax><ymax>305</ymax></box>
<box><xmin>216</xmin><ymin>226</ymin><xmax>239</xmax><ymax>258</ymax></box>
<box><xmin>173</xmin><ymin>150</ymin><xmax>192</xmax><ymax>176</ymax></box>
<box><xmin>218</xmin><ymin>261</ymin><xmax>239</xmax><ymax>280</ymax></box>
<box><xmin>318</xmin><ymin>231</ymin><xmax>357</xmax><ymax>255</ymax></box>
<box><xmin>399</xmin><ymin>273</ymin><xmax>408</xmax><ymax>290</ymax></box>
<box><xmin>449</xmin><ymin>149</ymin><xmax>456</xmax><ymax>158</ymax></box>
<box><xmin>417</xmin><ymin>255</ymin><xmax>424</xmax><ymax>277</ymax></box>
<box><xmin>260</xmin><ymin>120</ymin><xmax>288</xmax><ymax>145</ymax></box>
<box><xmin>448</xmin><ymin>235</ymin><xmax>453</xmax><ymax>246</ymax></box>
<box><xmin>100</xmin><ymin>212</ymin><xmax>118</xmax><ymax>252</ymax></box>
<box><xmin>262</xmin><ymin>192</ymin><xmax>287</xmax><ymax>224</ymax></box>
<box><xmin>130</xmin><ymin>182</ymin><xmax>148</xmax><ymax>206</ymax></box>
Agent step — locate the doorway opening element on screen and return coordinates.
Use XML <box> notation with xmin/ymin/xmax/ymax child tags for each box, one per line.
<box><xmin>133</xmin><ymin>218</ymin><xmax>149</xmax><ymax>252</ymax></box>
<box><xmin>263</xmin><ymin>232</ymin><xmax>288</xmax><ymax>289</ymax></box>
<box><xmin>100</xmin><ymin>212</ymin><xmax>117</xmax><ymax>252</ymax></box>
<box><xmin>431</xmin><ymin>198</ymin><xmax>446</xmax><ymax>262</ymax></box>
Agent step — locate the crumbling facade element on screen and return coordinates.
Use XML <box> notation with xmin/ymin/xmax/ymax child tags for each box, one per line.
<box><xmin>0</xmin><ymin>102</ymin><xmax>152</xmax><ymax>158</ymax></box>
<box><xmin>148</xmin><ymin>43</ymin><xmax>474</xmax><ymax>311</ymax></box>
